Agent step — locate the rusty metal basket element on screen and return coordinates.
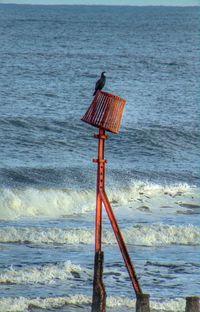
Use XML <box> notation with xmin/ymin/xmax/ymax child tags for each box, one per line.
<box><xmin>81</xmin><ymin>91</ymin><xmax>126</xmax><ymax>134</ymax></box>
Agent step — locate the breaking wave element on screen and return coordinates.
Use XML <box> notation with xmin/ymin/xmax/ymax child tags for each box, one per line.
<box><xmin>0</xmin><ymin>182</ymin><xmax>198</xmax><ymax>220</ymax></box>
<box><xmin>0</xmin><ymin>295</ymin><xmax>186</xmax><ymax>312</ymax></box>
<box><xmin>0</xmin><ymin>224</ymin><xmax>199</xmax><ymax>246</ymax></box>
<box><xmin>0</xmin><ymin>261</ymin><xmax>89</xmax><ymax>285</ymax></box>
<box><xmin>0</xmin><ymin>188</ymin><xmax>95</xmax><ymax>219</ymax></box>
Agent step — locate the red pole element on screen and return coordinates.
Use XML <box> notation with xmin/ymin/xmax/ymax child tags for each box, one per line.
<box><xmin>93</xmin><ymin>128</ymin><xmax>142</xmax><ymax>296</ymax></box>
<box><xmin>100</xmin><ymin>190</ymin><xmax>142</xmax><ymax>295</ymax></box>
<box><xmin>91</xmin><ymin>128</ymin><xmax>107</xmax><ymax>312</ymax></box>
<box><xmin>82</xmin><ymin>91</ymin><xmax>143</xmax><ymax>311</ymax></box>
<box><xmin>93</xmin><ymin>128</ymin><xmax>107</xmax><ymax>252</ymax></box>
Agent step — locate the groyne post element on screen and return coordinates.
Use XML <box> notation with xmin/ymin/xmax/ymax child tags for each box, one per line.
<box><xmin>136</xmin><ymin>294</ymin><xmax>150</xmax><ymax>312</ymax></box>
<box><xmin>91</xmin><ymin>251</ymin><xmax>106</xmax><ymax>312</ymax></box>
<box><xmin>185</xmin><ymin>296</ymin><xmax>200</xmax><ymax>312</ymax></box>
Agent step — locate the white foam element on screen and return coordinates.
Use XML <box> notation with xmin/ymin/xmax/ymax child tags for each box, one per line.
<box><xmin>0</xmin><ymin>261</ymin><xmax>88</xmax><ymax>285</ymax></box>
<box><xmin>0</xmin><ymin>182</ymin><xmax>198</xmax><ymax>220</ymax></box>
<box><xmin>108</xmin><ymin>181</ymin><xmax>199</xmax><ymax>215</ymax></box>
<box><xmin>107</xmin><ymin>297</ymin><xmax>185</xmax><ymax>311</ymax></box>
<box><xmin>0</xmin><ymin>227</ymin><xmax>94</xmax><ymax>244</ymax></box>
<box><xmin>150</xmin><ymin>298</ymin><xmax>185</xmax><ymax>311</ymax></box>
<box><xmin>0</xmin><ymin>295</ymin><xmax>186</xmax><ymax>312</ymax></box>
<box><xmin>120</xmin><ymin>223</ymin><xmax>200</xmax><ymax>246</ymax></box>
<box><xmin>0</xmin><ymin>188</ymin><xmax>95</xmax><ymax>220</ymax></box>
<box><xmin>0</xmin><ymin>224</ymin><xmax>199</xmax><ymax>246</ymax></box>
<box><xmin>109</xmin><ymin>181</ymin><xmax>195</xmax><ymax>202</ymax></box>
<box><xmin>0</xmin><ymin>295</ymin><xmax>90</xmax><ymax>312</ymax></box>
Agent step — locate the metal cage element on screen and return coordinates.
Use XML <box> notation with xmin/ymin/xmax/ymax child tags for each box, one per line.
<box><xmin>81</xmin><ymin>91</ymin><xmax>126</xmax><ymax>134</ymax></box>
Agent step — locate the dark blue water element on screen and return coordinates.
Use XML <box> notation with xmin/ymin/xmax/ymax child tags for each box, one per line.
<box><xmin>0</xmin><ymin>4</ymin><xmax>199</xmax><ymax>312</ymax></box>
<box><xmin>0</xmin><ymin>4</ymin><xmax>199</xmax><ymax>187</ymax></box>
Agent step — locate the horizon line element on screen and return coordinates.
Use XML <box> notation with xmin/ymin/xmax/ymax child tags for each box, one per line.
<box><xmin>0</xmin><ymin>3</ymin><xmax>199</xmax><ymax>6</ymax></box>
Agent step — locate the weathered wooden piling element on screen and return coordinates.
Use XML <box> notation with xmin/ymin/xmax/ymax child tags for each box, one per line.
<box><xmin>91</xmin><ymin>251</ymin><xmax>106</xmax><ymax>312</ymax></box>
<box><xmin>136</xmin><ymin>294</ymin><xmax>150</xmax><ymax>312</ymax></box>
<box><xmin>185</xmin><ymin>296</ymin><xmax>200</xmax><ymax>312</ymax></box>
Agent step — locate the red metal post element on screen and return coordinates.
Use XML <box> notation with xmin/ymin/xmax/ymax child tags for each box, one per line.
<box><xmin>82</xmin><ymin>91</ymin><xmax>143</xmax><ymax>311</ymax></box>
<box><xmin>91</xmin><ymin>128</ymin><xmax>107</xmax><ymax>312</ymax></box>
<box><xmin>93</xmin><ymin>128</ymin><xmax>107</xmax><ymax>253</ymax></box>
<box><xmin>100</xmin><ymin>190</ymin><xmax>142</xmax><ymax>295</ymax></box>
<box><xmin>93</xmin><ymin>128</ymin><xmax>142</xmax><ymax>297</ymax></box>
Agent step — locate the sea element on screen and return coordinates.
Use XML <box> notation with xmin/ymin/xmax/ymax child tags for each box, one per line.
<box><xmin>0</xmin><ymin>4</ymin><xmax>199</xmax><ymax>312</ymax></box>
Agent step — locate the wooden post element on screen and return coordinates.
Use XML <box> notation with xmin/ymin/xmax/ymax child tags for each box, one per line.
<box><xmin>91</xmin><ymin>251</ymin><xmax>106</xmax><ymax>312</ymax></box>
<box><xmin>185</xmin><ymin>297</ymin><xmax>200</xmax><ymax>312</ymax></box>
<box><xmin>136</xmin><ymin>294</ymin><xmax>150</xmax><ymax>312</ymax></box>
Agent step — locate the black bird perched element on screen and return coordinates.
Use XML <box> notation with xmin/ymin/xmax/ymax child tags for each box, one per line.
<box><xmin>93</xmin><ymin>71</ymin><xmax>106</xmax><ymax>96</ymax></box>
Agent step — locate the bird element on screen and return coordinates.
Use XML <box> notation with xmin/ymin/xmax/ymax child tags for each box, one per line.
<box><xmin>93</xmin><ymin>71</ymin><xmax>106</xmax><ymax>96</ymax></box>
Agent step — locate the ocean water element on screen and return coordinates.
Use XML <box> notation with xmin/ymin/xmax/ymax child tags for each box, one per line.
<box><xmin>0</xmin><ymin>4</ymin><xmax>200</xmax><ymax>312</ymax></box>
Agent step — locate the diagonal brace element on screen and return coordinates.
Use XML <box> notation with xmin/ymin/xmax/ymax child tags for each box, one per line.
<box><xmin>100</xmin><ymin>190</ymin><xmax>142</xmax><ymax>295</ymax></box>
